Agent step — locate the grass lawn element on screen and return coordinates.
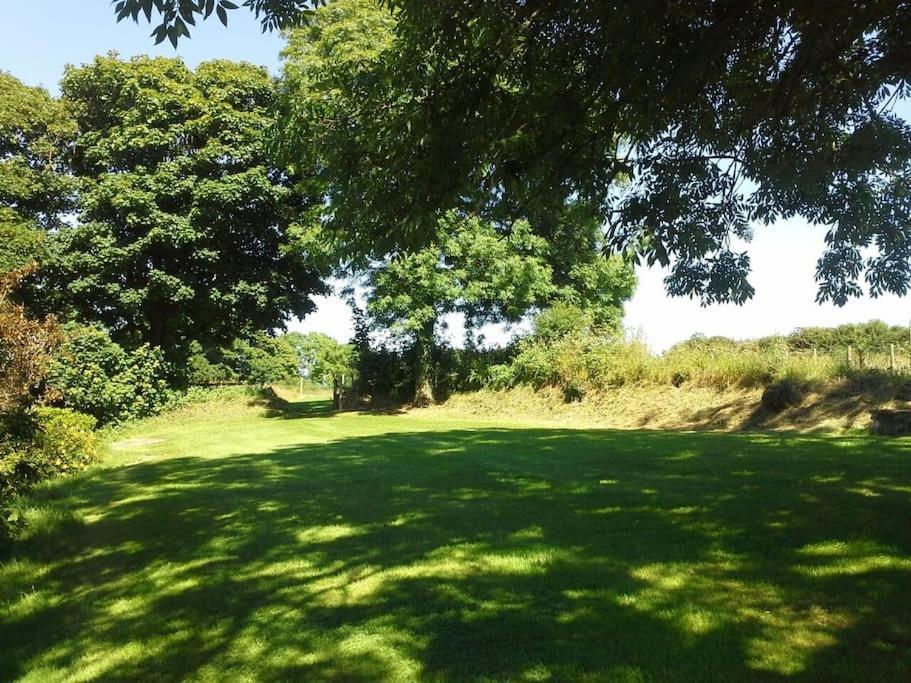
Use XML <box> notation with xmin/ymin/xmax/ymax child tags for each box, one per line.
<box><xmin>2</xmin><ymin>393</ymin><xmax>910</xmax><ymax>681</ymax></box>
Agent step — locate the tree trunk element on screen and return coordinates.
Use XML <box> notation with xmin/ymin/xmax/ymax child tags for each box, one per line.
<box><xmin>413</xmin><ymin>322</ymin><xmax>435</xmax><ymax>407</ymax></box>
<box><xmin>148</xmin><ymin>303</ymin><xmax>166</xmax><ymax>348</ymax></box>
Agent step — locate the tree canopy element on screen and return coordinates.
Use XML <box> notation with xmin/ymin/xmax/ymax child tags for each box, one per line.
<box><xmin>28</xmin><ymin>56</ymin><xmax>326</xmax><ymax>358</ymax></box>
<box><xmin>0</xmin><ymin>73</ymin><xmax>74</xmax><ymax>232</ymax></box>
<box><xmin>0</xmin><ymin>74</ymin><xmax>73</xmax><ymax>276</ymax></box>
<box><xmin>114</xmin><ymin>1</ymin><xmax>325</xmax><ymax>47</ymax></box>
<box><xmin>120</xmin><ymin>0</ymin><xmax>911</xmax><ymax>306</ymax></box>
<box><xmin>283</xmin><ymin>331</ymin><xmax>355</xmax><ymax>385</ymax></box>
<box><xmin>363</xmin><ymin>212</ymin><xmax>580</xmax><ymax>404</ymax></box>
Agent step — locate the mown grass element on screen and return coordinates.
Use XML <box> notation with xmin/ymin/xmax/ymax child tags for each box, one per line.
<box><xmin>1</xmin><ymin>394</ymin><xmax>910</xmax><ymax>681</ymax></box>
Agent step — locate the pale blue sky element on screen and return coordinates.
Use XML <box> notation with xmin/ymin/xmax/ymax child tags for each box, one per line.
<box><xmin>2</xmin><ymin>1</ymin><xmax>907</xmax><ymax>350</ymax></box>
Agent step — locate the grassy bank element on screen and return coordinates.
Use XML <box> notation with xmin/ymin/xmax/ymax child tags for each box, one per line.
<box><xmin>1</xmin><ymin>392</ymin><xmax>909</xmax><ymax>680</ymax></box>
<box><xmin>493</xmin><ymin>335</ymin><xmax>911</xmax><ymax>395</ymax></box>
<box><xmin>438</xmin><ymin>378</ymin><xmax>904</xmax><ymax>433</ymax></box>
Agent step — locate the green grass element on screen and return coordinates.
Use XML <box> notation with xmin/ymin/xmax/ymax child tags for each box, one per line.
<box><xmin>2</xmin><ymin>394</ymin><xmax>910</xmax><ymax>681</ymax></box>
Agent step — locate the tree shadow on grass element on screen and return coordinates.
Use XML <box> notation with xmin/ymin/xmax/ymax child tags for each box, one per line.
<box><xmin>1</xmin><ymin>427</ymin><xmax>910</xmax><ymax>681</ymax></box>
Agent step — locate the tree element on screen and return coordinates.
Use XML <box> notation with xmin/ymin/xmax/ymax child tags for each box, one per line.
<box><xmin>37</xmin><ymin>55</ymin><xmax>326</xmax><ymax>360</ymax></box>
<box><xmin>361</xmin><ymin>212</ymin><xmax>555</xmax><ymax>405</ymax></box>
<box><xmin>0</xmin><ymin>73</ymin><xmax>75</xmax><ymax>232</ymax></box>
<box><xmin>113</xmin><ymin>0</ymin><xmax>326</xmax><ymax>47</ymax></box>
<box><xmin>48</xmin><ymin>324</ymin><xmax>172</xmax><ymax>424</ymax></box>
<box><xmin>222</xmin><ymin>334</ymin><xmax>300</xmax><ymax>385</ymax></box>
<box><xmin>128</xmin><ymin>0</ymin><xmax>911</xmax><ymax>306</ymax></box>
<box><xmin>0</xmin><ymin>216</ymin><xmax>46</xmax><ymax>275</ymax></box>
<box><xmin>0</xmin><ymin>74</ymin><xmax>73</xmax><ymax>283</ymax></box>
<box><xmin>283</xmin><ymin>331</ymin><xmax>355</xmax><ymax>386</ymax></box>
<box><xmin>274</xmin><ymin>0</ymin><xmax>397</xmax><ymax>261</ymax></box>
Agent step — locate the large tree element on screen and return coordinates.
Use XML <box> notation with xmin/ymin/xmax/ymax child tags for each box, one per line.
<box><xmin>278</xmin><ymin>0</ymin><xmax>635</xmax><ymax>312</ymax></box>
<box><xmin>0</xmin><ymin>73</ymin><xmax>75</xmax><ymax>232</ymax></box>
<box><xmin>277</xmin><ymin>0</ymin><xmax>636</xmax><ymax>404</ymax></box>
<box><xmin>0</xmin><ymin>74</ymin><xmax>75</xmax><ymax>275</ymax></box>
<box><xmin>39</xmin><ymin>55</ymin><xmax>325</xmax><ymax>358</ymax></box>
<box><xmin>119</xmin><ymin>0</ymin><xmax>911</xmax><ymax>306</ymax></box>
<box><xmin>283</xmin><ymin>331</ymin><xmax>356</xmax><ymax>386</ymax></box>
<box><xmin>364</xmin><ymin>212</ymin><xmax>557</xmax><ymax>405</ymax></box>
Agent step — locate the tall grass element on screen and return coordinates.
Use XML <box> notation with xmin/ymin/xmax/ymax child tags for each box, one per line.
<box><xmin>493</xmin><ymin>333</ymin><xmax>909</xmax><ymax>396</ymax></box>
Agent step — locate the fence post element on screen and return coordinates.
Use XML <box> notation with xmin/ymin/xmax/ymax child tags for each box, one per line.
<box><xmin>813</xmin><ymin>347</ymin><xmax>818</xmax><ymax>362</ymax></box>
<box><xmin>847</xmin><ymin>345</ymin><xmax>853</xmax><ymax>367</ymax></box>
<box><xmin>891</xmin><ymin>343</ymin><xmax>897</xmax><ymax>372</ymax></box>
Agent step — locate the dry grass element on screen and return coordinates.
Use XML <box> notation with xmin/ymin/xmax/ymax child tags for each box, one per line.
<box><xmin>505</xmin><ymin>336</ymin><xmax>911</xmax><ymax>396</ymax></box>
<box><xmin>437</xmin><ymin>379</ymin><xmax>906</xmax><ymax>433</ymax></box>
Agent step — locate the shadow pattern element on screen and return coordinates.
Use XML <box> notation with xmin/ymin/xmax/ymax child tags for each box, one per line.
<box><xmin>1</xmin><ymin>419</ymin><xmax>910</xmax><ymax>681</ymax></box>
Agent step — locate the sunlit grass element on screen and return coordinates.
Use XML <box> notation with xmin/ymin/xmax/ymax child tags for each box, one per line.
<box><xmin>1</xmin><ymin>396</ymin><xmax>910</xmax><ymax>681</ymax></box>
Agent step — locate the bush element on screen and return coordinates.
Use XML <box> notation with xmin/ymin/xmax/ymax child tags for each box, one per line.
<box><xmin>511</xmin><ymin>340</ymin><xmax>556</xmax><ymax>388</ymax></box>
<box><xmin>0</xmin><ymin>266</ymin><xmax>61</xmax><ymax>413</ymax></box>
<box><xmin>186</xmin><ymin>343</ymin><xmax>237</xmax><ymax>386</ymax></box>
<box><xmin>533</xmin><ymin>303</ymin><xmax>595</xmax><ymax>342</ymax></box>
<box><xmin>29</xmin><ymin>407</ymin><xmax>99</xmax><ymax>478</ymax></box>
<box><xmin>49</xmin><ymin>325</ymin><xmax>173</xmax><ymax>425</ymax></box>
<box><xmin>1</xmin><ymin>407</ymin><xmax>98</xmax><ymax>544</ymax></box>
<box><xmin>471</xmin><ymin>327</ymin><xmax>895</xmax><ymax>400</ymax></box>
<box><xmin>487</xmin><ymin>364</ymin><xmax>515</xmax><ymax>390</ymax></box>
<box><xmin>761</xmin><ymin>379</ymin><xmax>806</xmax><ymax>412</ymax></box>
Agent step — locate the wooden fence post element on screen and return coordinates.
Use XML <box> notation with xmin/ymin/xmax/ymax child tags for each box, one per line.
<box><xmin>847</xmin><ymin>345</ymin><xmax>853</xmax><ymax>367</ymax></box>
<box><xmin>891</xmin><ymin>343</ymin><xmax>897</xmax><ymax>372</ymax></box>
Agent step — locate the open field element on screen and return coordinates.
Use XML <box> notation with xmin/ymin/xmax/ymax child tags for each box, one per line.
<box><xmin>2</xmin><ymin>393</ymin><xmax>910</xmax><ymax>681</ymax></box>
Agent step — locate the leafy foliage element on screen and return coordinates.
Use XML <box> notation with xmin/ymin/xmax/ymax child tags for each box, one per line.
<box><xmin>269</xmin><ymin>0</ymin><xmax>911</xmax><ymax>305</ymax></box>
<box><xmin>113</xmin><ymin>0</ymin><xmax>325</xmax><ymax>46</ymax></box>
<box><xmin>274</xmin><ymin>0</ymin><xmax>398</xmax><ymax>257</ymax></box>
<box><xmin>0</xmin><ymin>267</ymin><xmax>61</xmax><ymax>414</ymax></box>
<box><xmin>0</xmin><ymin>216</ymin><xmax>47</xmax><ymax>275</ymax></box>
<box><xmin>364</xmin><ymin>212</ymin><xmax>556</xmax><ymax>404</ymax></box>
<box><xmin>785</xmin><ymin>321</ymin><xmax>910</xmax><ymax>359</ymax></box>
<box><xmin>283</xmin><ymin>332</ymin><xmax>356</xmax><ymax>385</ymax></box>
<box><xmin>369</xmin><ymin>214</ymin><xmax>554</xmax><ymax>340</ymax></box>
<box><xmin>0</xmin><ymin>73</ymin><xmax>75</xmax><ymax>231</ymax></box>
<box><xmin>532</xmin><ymin>303</ymin><xmax>596</xmax><ymax>343</ymax></box>
<box><xmin>1</xmin><ymin>406</ymin><xmax>98</xmax><ymax>544</ymax></box>
<box><xmin>221</xmin><ymin>334</ymin><xmax>300</xmax><ymax>385</ymax></box>
<box><xmin>49</xmin><ymin>325</ymin><xmax>173</xmax><ymax>425</ymax></box>
<box><xmin>37</xmin><ymin>55</ymin><xmax>325</xmax><ymax>358</ymax></box>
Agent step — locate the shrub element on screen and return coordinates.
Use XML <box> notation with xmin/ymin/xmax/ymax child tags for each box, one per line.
<box><xmin>29</xmin><ymin>407</ymin><xmax>99</xmax><ymax>477</ymax></box>
<box><xmin>511</xmin><ymin>340</ymin><xmax>556</xmax><ymax>388</ymax></box>
<box><xmin>487</xmin><ymin>364</ymin><xmax>515</xmax><ymax>390</ymax></box>
<box><xmin>586</xmin><ymin>337</ymin><xmax>657</xmax><ymax>388</ymax></box>
<box><xmin>1</xmin><ymin>407</ymin><xmax>98</xmax><ymax>544</ymax></box>
<box><xmin>49</xmin><ymin>325</ymin><xmax>173</xmax><ymax>424</ymax></box>
<box><xmin>761</xmin><ymin>379</ymin><xmax>806</xmax><ymax>412</ymax></box>
<box><xmin>186</xmin><ymin>343</ymin><xmax>237</xmax><ymax>386</ymax></box>
<box><xmin>533</xmin><ymin>303</ymin><xmax>595</xmax><ymax>341</ymax></box>
<box><xmin>473</xmin><ymin>326</ymin><xmax>901</xmax><ymax>400</ymax></box>
<box><xmin>0</xmin><ymin>266</ymin><xmax>61</xmax><ymax>413</ymax></box>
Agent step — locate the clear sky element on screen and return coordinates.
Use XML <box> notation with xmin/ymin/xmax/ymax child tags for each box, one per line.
<box><xmin>2</xmin><ymin>1</ymin><xmax>908</xmax><ymax>351</ymax></box>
